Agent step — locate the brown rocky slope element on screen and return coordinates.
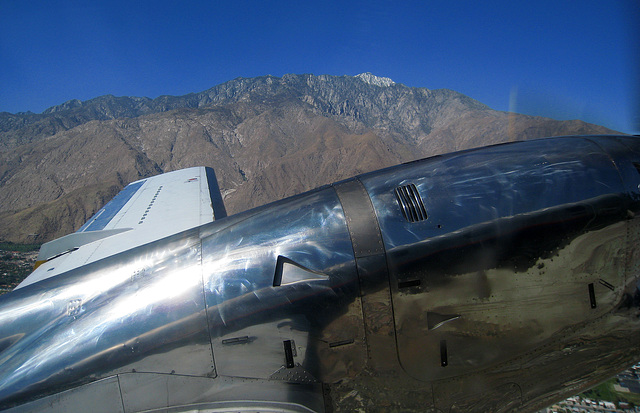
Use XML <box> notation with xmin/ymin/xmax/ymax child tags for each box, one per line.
<box><xmin>0</xmin><ymin>73</ymin><xmax>619</xmax><ymax>243</ymax></box>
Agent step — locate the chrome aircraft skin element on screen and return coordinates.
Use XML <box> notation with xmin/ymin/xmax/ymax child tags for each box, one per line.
<box><xmin>1</xmin><ymin>135</ymin><xmax>640</xmax><ymax>412</ymax></box>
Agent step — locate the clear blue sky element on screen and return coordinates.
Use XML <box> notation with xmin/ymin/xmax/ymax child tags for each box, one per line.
<box><xmin>1</xmin><ymin>0</ymin><xmax>638</xmax><ymax>133</ymax></box>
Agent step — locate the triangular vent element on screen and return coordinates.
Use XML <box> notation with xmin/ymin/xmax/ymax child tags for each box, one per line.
<box><xmin>395</xmin><ymin>184</ymin><xmax>427</xmax><ymax>222</ymax></box>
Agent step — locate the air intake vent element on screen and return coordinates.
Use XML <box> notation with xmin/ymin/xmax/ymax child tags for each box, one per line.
<box><xmin>395</xmin><ymin>184</ymin><xmax>427</xmax><ymax>222</ymax></box>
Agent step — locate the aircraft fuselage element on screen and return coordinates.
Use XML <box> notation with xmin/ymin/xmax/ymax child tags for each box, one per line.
<box><xmin>1</xmin><ymin>136</ymin><xmax>640</xmax><ymax>412</ymax></box>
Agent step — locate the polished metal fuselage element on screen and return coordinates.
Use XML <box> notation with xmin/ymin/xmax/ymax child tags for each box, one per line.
<box><xmin>1</xmin><ymin>136</ymin><xmax>639</xmax><ymax>412</ymax></box>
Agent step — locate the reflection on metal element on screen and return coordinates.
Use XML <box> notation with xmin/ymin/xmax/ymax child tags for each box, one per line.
<box><xmin>0</xmin><ymin>334</ymin><xmax>23</xmax><ymax>354</ymax></box>
<box><xmin>1</xmin><ymin>135</ymin><xmax>640</xmax><ymax>413</ymax></box>
<box><xmin>362</xmin><ymin>136</ymin><xmax>640</xmax><ymax>388</ymax></box>
<box><xmin>0</xmin><ymin>229</ymin><xmax>215</xmax><ymax>410</ymax></box>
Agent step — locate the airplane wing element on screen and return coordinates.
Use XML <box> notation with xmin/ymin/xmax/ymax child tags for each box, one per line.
<box><xmin>16</xmin><ymin>166</ymin><xmax>226</xmax><ymax>289</ymax></box>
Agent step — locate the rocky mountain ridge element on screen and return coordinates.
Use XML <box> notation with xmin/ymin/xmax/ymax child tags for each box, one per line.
<box><xmin>0</xmin><ymin>73</ymin><xmax>619</xmax><ymax>243</ymax></box>
<box><xmin>1</xmin><ymin>73</ymin><xmax>484</xmax><ymax>148</ymax></box>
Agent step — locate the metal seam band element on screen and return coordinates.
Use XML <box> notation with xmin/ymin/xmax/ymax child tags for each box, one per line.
<box><xmin>333</xmin><ymin>178</ymin><xmax>385</xmax><ymax>260</ymax></box>
<box><xmin>333</xmin><ymin>178</ymin><xmax>398</xmax><ymax>370</ymax></box>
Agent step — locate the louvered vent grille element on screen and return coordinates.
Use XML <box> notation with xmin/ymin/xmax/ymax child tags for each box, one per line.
<box><xmin>395</xmin><ymin>184</ymin><xmax>427</xmax><ymax>222</ymax></box>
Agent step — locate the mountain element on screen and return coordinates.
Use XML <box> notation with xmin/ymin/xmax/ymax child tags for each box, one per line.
<box><xmin>0</xmin><ymin>73</ymin><xmax>619</xmax><ymax>243</ymax></box>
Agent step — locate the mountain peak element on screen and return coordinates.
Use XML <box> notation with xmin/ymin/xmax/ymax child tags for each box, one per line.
<box><xmin>43</xmin><ymin>99</ymin><xmax>83</xmax><ymax>114</ymax></box>
<box><xmin>355</xmin><ymin>72</ymin><xmax>395</xmax><ymax>87</ymax></box>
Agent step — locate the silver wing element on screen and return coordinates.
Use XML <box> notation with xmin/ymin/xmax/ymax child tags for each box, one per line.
<box><xmin>19</xmin><ymin>166</ymin><xmax>226</xmax><ymax>288</ymax></box>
